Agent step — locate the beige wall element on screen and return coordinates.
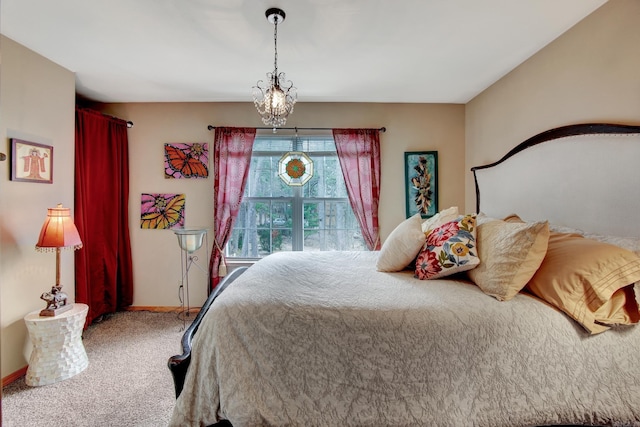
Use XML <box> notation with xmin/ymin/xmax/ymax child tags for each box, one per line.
<box><xmin>0</xmin><ymin>36</ymin><xmax>76</xmax><ymax>378</ymax></box>
<box><xmin>101</xmin><ymin>102</ymin><xmax>465</xmax><ymax>308</ymax></box>
<box><xmin>465</xmin><ymin>0</ymin><xmax>640</xmax><ymax>211</ymax></box>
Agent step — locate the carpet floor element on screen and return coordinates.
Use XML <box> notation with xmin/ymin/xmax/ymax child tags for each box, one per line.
<box><xmin>2</xmin><ymin>311</ymin><xmax>185</xmax><ymax>427</ymax></box>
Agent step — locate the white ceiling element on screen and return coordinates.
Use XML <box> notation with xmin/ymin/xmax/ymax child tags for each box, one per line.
<box><xmin>1</xmin><ymin>0</ymin><xmax>607</xmax><ymax>104</ymax></box>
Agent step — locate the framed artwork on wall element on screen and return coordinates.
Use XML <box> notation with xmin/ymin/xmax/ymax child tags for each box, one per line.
<box><xmin>140</xmin><ymin>193</ymin><xmax>186</xmax><ymax>229</ymax></box>
<box><xmin>164</xmin><ymin>143</ymin><xmax>209</xmax><ymax>179</ymax></box>
<box><xmin>10</xmin><ymin>139</ymin><xmax>53</xmax><ymax>183</ymax></box>
<box><xmin>404</xmin><ymin>151</ymin><xmax>438</xmax><ymax>218</ymax></box>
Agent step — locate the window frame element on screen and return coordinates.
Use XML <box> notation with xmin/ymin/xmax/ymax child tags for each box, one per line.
<box><xmin>225</xmin><ymin>136</ymin><xmax>363</xmax><ymax>260</ymax></box>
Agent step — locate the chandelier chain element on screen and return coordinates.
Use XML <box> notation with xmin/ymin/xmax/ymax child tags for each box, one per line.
<box><xmin>273</xmin><ymin>16</ymin><xmax>278</xmax><ymax>76</ymax></box>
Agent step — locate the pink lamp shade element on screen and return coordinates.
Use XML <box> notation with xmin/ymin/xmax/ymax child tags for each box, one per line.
<box><xmin>35</xmin><ymin>204</ymin><xmax>83</xmax><ymax>252</ymax></box>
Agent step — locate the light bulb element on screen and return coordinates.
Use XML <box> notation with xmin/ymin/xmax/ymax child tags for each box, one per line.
<box><xmin>270</xmin><ymin>87</ymin><xmax>286</xmax><ymax>111</ymax></box>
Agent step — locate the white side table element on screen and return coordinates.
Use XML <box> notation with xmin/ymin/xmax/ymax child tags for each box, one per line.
<box><xmin>24</xmin><ymin>303</ymin><xmax>89</xmax><ymax>386</ymax></box>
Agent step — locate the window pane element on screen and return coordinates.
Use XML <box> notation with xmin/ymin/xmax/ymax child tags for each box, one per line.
<box><xmin>304</xmin><ymin>229</ymin><xmax>366</xmax><ymax>251</ymax></box>
<box><xmin>303</xmin><ymin>201</ymin><xmax>364</xmax><ymax>251</ymax></box>
<box><xmin>245</xmin><ymin>156</ymin><xmax>294</xmax><ymax>198</ymax></box>
<box><xmin>227</xmin><ymin>200</ymin><xmax>293</xmax><ymax>257</ymax></box>
<box><xmin>306</xmin><ymin>138</ymin><xmax>336</xmax><ymax>152</ymax></box>
<box><xmin>271</xmin><ymin>160</ymin><xmax>293</xmax><ymax>197</ymax></box>
<box><xmin>271</xmin><ymin>201</ymin><xmax>290</xmax><ymax>228</ymax></box>
<box><xmin>302</xmin><ymin>156</ymin><xmax>348</xmax><ymax>198</ymax></box>
<box><xmin>253</xmin><ymin>138</ymin><xmax>292</xmax><ymax>151</ymax></box>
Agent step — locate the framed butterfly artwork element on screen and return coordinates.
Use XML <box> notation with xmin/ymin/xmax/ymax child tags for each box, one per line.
<box><xmin>140</xmin><ymin>193</ymin><xmax>186</xmax><ymax>229</ymax></box>
<box><xmin>164</xmin><ymin>143</ymin><xmax>209</xmax><ymax>179</ymax></box>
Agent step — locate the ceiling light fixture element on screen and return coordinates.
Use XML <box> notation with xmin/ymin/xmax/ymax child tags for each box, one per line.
<box><xmin>252</xmin><ymin>8</ymin><xmax>297</xmax><ymax>129</ymax></box>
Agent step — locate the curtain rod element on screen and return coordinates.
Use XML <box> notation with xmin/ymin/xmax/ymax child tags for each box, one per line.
<box><xmin>79</xmin><ymin>108</ymin><xmax>134</xmax><ymax>128</ymax></box>
<box><xmin>100</xmin><ymin>111</ymin><xmax>133</xmax><ymax>128</ymax></box>
<box><xmin>207</xmin><ymin>125</ymin><xmax>386</xmax><ymax>133</ymax></box>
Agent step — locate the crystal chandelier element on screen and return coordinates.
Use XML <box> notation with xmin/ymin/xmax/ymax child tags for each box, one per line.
<box><xmin>252</xmin><ymin>8</ymin><xmax>297</xmax><ymax>128</ymax></box>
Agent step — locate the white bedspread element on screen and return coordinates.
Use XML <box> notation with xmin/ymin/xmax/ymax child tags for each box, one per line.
<box><xmin>170</xmin><ymin>251</ymin><xmax>640</xmax><ymax>426</ymax></box>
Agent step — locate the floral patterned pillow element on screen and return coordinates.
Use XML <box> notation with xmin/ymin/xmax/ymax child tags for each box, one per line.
<box><xmin>415</xmin><ymin>214</ymin><xmax>479</xmax><ymax>280</ymax></box>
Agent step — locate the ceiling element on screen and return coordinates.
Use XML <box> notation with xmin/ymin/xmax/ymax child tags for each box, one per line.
<box><xmin>1</xmin><ymin>0</ymin><xmax>607</xmax><ymax>104</ymax></box>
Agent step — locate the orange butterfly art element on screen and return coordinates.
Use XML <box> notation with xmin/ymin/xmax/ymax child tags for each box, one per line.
<box><xmin>140</xmin><ymin>193</ymin><xmax>185</xmax><ymax>229</ymax></box>
<box><xmin>164</xmin><ymin>143</ymin><xmax>209</xmax><ymax>179</ymax></box>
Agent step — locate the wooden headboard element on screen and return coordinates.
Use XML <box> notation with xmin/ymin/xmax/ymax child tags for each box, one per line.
<box><xmin>471</xmin><ymin>123</ymin><xmax>640</xmax><ymax>238</ymax></box>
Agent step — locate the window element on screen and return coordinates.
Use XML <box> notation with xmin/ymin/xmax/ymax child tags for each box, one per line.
<box><xmin>226</xmin><ymin>135</ymin><xmax>366</xmax><ymax>259</ymax></box>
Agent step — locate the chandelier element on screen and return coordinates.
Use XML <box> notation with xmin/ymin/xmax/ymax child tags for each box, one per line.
<box><xmin>252</xmin><ymin>8</ymin><xmax>297</xmax><ymax>128</ymax></box>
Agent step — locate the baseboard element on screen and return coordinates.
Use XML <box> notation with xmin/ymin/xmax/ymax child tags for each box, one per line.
<box><xmin>124</xmin><ymin>306</ymin><xmax>200</xmax><ymax>314</ymax></box>
<box><xmin>2</xmin><ymin>366</ymin><xmax>28</xmax><ymax>387</ymax></box>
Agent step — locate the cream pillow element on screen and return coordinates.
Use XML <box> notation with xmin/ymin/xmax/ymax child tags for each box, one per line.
<box><xmin>376</xmin><ymin>214</ymin><xmax>426</xmax><ymax>272</ymax></box>
<box><xmin>421</xmin><ymin>206</ymin><xmax>459</xmax><ymax>233</ymax></box>
<box><xmin>468</xmin><ymin>219</ymin><xmax>550</xmax><ymax>301</ymax></box>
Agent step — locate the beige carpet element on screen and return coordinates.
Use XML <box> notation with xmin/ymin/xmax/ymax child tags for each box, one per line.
<box><xmin>2</xmin><ymin>311</ymin><xmax>185</xmax><ymax>427</ymax></box>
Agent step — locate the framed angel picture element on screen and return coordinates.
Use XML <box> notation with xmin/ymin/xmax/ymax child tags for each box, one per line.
<box><xmin>404</xmin><ymin>151</ymin><xmax>438</xmax><ymax>218</ymax></box>
<box><xmin>10</xmin><ymin>139</ymin><xmax>53</xmax><ymax>183</ymax></box>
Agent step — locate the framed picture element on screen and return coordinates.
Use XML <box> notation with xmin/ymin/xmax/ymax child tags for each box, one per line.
<box><xmin>10</xmin><ymin>139</ymin><xmax>53</xmax><ymax>183</ymax></box>
<box><xmin>140</xmin><ymin>193</ymin><xmax>186</xmax><ymax>229</ymax></box>
<box><xmin>164</xmin><ymin>143</ymin><xmax>209</xmax><ymax>179</ymax></box>
<box><xmin>404</xmin><ymin>151</ymin><xmax>438</xmax><ymax>218</ymax></box>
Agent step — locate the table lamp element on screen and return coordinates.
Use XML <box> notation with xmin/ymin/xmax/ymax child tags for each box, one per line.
<box><xmin>35</xmin><ymin>204</ymin><xmax>83</xmax><ymax>316</ymax></box>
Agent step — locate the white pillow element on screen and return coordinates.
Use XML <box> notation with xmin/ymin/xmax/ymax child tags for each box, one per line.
<box><xmin>547</xmin><ymin>223</ymin><xmax>639</xmax><ymax>256</ymax></box>
<box><xmin>377</xmin><ymin>214</ymin><xmax>426</xmax><ymax>272</ymax></box>
<box><xmin>422</xmin><ymin>206</ymin><xmax>459</xmax><ymax>233</ymax></box>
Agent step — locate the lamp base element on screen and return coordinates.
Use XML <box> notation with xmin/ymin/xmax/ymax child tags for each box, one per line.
<box><xmin>40</xmin><ymin>304</ymin><xmax>73</xmax><ymax>317</ymax></box>
<box><xmin>39</xmin><ymin>285</ymin><xmax>70</xmax><ymax>317</ymax></box>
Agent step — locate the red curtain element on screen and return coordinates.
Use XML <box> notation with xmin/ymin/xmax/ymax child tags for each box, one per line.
<box><xmin>75</xmin><ymin>107</ymin><xmax>134</xmax><ymax>323</ymax></box>
<box><xmin>332</xmin><ymin>129</ymin><xmax>382</xmax><ymax>250</ymax></box>
<box><xmin>210</xmin><ymin>127</ymin><xmax>256</xmax><ymax>289</ymax></box>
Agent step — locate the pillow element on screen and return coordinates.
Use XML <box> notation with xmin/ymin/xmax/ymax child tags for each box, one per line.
<box><xmin>503</xmin><ymin>213</ymin><xmax>525</xmax><ymax>224</ymax></box>
<box><xmin>548</xmin><ymin>223</ymin><xmax>640</xmax><ymax>255</ymax></box>
<box><xmin>476</xmin><ymin>212</ymin><xmax>500</xmax><ymax>226</ymax></box>
<box><xmin>526</xmin><ymin>232</ymin><xmax>640</xmax><ymax>334</ymax></box>
<box><xmin>421</xmin><ymin>206</ymin><xmax>459</xmax><ymax>233</ymax></box>
<box><xmin>510</xmin><ymin>214</ymin><xmax>640</xmax><ymax>256</ymax></box>
<box><xmin>468</xmin><ymin>219</ymin><xmax>550</xmax><ymax>301</ymax></box>
<box><xmin>415</xmin><ymin>214</ymin><xmax>479</xmax><ymax>280</ymax></box>
<box><xmin>376</xmin><ymin>214</ymin><xmax>426</xmax><ymax>272</ymax></box>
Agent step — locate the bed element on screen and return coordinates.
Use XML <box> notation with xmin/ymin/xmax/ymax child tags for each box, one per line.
<box><xmin>168</xmin><ymin>123</ymin><xmax>640</xmax><ymax>427</ymax></box>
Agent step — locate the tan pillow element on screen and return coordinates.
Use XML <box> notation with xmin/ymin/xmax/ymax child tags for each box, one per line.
<box><xmin>468</xmin><ymin>219</ymin><xmax>550</xmax><ymax>301</ymax></box>
<box><xmin>526</xmin><ymin>232</ymin><xmax>640</xmax><ymax>334</ymax></box>
<box><xmin>503</xmin><ymin>213</ymin><xmax>525</xmax><ymax>223</ymax></box>
<box><xmin>421</xmin><ymin>206</ymin><xmax>459</xmax><ymax>233</ymax></box>
<box><xmin>376</xmin><ymin>214</ymin><xmax>426</xmax><ymax>272</ymax></box>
